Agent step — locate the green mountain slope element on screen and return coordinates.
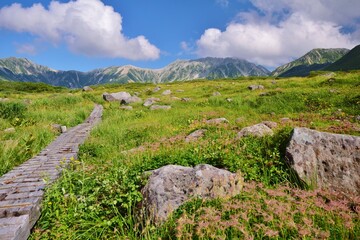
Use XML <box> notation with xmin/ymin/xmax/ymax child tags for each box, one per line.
<box><xmin>325</xmin><ymin>44</ymin><xmax>360</xmax><ymax>71</ymax></box>
<box><xmin>0</xmin><ymin>57</ymin><xmax>270</xmax><ymax>88</ymax></box>
<box><xmin>271</xmin><ymin>48</ymin><xmax>349</xmax><ymax>77</ymax></box>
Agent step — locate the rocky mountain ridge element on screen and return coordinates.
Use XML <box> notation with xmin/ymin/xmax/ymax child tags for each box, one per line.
<box><xmin>0</xmin><ymin>57</ymin><xmax>270</xmax><ymax>88</ymax></box>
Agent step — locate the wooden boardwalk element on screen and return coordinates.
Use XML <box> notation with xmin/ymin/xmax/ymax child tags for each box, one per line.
<box><xmin>0</xmin><ymin>104</ymin><xmax>103</xmax><ymax>240</ymax></box>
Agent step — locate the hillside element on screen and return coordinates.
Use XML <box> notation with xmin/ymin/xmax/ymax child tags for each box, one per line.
<box><xmin>325</xmin><ymin>44</ymin><xmax>360</xmax><ymax>71</ymax></box>
<box><xmin>272</xmin><ymin>48</ymin><xmax>349</xmax><ymax>77</ymax></box>
<box><xmin>0</xmin><ymin>57</ymin><xmax>270</xmax><ymax>88</ymax></box>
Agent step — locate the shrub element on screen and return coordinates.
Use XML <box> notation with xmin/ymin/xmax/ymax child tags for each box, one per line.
<box><xmin>0</xmin><ymin>102</ymin><xmax>27</xmax><ymax>119</ymax></box>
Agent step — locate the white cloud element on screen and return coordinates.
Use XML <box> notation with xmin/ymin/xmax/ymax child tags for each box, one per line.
<box><xmin>0</xmin><ymin>0</ymin><xmax>160</xmax><ymax>60</ymax></box>
<box><xmin>216</xmin><ymin>0</ymin><xmax>229</xmax><ymax>8</ymax></box>
<box><xmin>16</xmin><ymin>43</ymin><xmax>37</xmax><ymax>55</ymax></box>
<box><xmin>196</xmin><ymin>0</ymin><xmax>359</xmax><ymax>67</ymax></box>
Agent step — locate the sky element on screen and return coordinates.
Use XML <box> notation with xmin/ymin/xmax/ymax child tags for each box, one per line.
<box><xmin>0</xmin><ymin>0</ymin><xmax>359</xmax><ymax>72</ymax></box>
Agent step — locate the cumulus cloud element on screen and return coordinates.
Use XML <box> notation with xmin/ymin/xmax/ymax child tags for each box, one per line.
<box><xmin>0</xmin><ymin>0</ymin><xmax>160</xmax><ymax>60</ymax></box>
<box><xmin>196</xmin><ymin>0</ymin><xmax>359</xmax><ymax>67</ymax></box>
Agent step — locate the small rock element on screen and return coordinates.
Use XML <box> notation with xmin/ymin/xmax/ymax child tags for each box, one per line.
<box><xmin>150</xmin><ymin>105</ymin><xmax>171</xmax><ymax>110</ymax></box>
<box><xmin>83</xmin><ymin>86</ymin><xmax>93</xmax><ymax>91</ymax></box>
<box><xmin>103</xmin><ymin>92</ymin><xmax>131</xmax><ymax>102</ymax></box>
<box><xmin>120</xmin><ymin>106</ymin><xmax>133</xmax><ymax>110</ymax></box>
<box><xmin>329</xmin><ymin>89</ymin><xmax>337</xmax><ymax>93</ymax></box>
<box><xmin>60</xmin><ymin>126</ymin><xmax>67</xmax><ymax>133</ymax></box>
<box><xmin>3</xmin><ymin>127</ymin><xmax>15</xmax><ymax>133</ymax></box>
<box><xmin>237</xmin><ymin>123</ymin><xmax>273</xmax><ymax>138</ymax></box>
<box><xmin>162</xmin><ymin>90</ymin><xmax>171</xmax><ymax>95</ymax></box>
<box><xmin>261</xmin><ymin>121</ymin><xmax>278</xmax><ymax>129</ymax></box>
<box><xmin>143</xmin><ymin>98</ymin><xmax>160</xmax><ymax>107</ymax></box>
<box><xmin>270</xmin><ymin>112</ymin><xmax>276</xmax><ymax>116</ymax></box>
<box><xmin>206</xmin><ymin>118</ymin><xmax>229</xmax><ymax>124</ymax></box>
<box><xmin>185</xmin><ymin>129</ymin><xmax>207</xmax><ymax>142</ymax></box>
<box><xmin>141</xmin><ymin>164</ymin><xmax>243</xmax><ymax>223</ymax></box>
<box><xmin>213</xmin><ymin>91</ymin><xmax>221</xmax><ymax>96</ymax></box>
<box><xmin>226</xmin><ymin>98</ymin><xmax>232</xmax><ymax>102</ymax></box>
<box><xmin>280</xmin><ymin>118</ymin><xmax>291</xmax><ymax>123</ymax></box>
<box><xmin>153</xmin><ymin>86</ymin><xmax>161</xmax><ymax>92</ymax></box>
<box><xmin>181</xmin><ymin>98</ymin><xmax>191</xmax><ymax>102</ymax></box>
<box><xmin>248</xmin><ymin>85</ymin><xmax>264</xmax><ymax>90</ymax></box>
<box><xmin>121</xmin><ymin>96</ymin><xmax>142</xmax><ymax>105</ymax></box>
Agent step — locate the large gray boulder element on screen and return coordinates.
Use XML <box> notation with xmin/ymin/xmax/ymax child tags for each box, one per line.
<box><xmin>103</xmin><ymin>92</ymin><xmax>131</xmax><ymax>102</ymax></box>
<box><xmin>286</xmin><ymin>128</ymin><xmax>360</xmax><ymax>194</ymax></box>
<box><xmin>237</xmin><ymin>123</ymin><xmax>273</xmax><ymax>138</ymax></box>
<box><xmin>141</xmin><ymin>164</ymin><xmax>243</xmax><ymax>223</ymax></box>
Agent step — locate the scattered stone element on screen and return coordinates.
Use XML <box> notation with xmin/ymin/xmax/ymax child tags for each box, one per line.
<box><xmin>120</xmin><ymin>106</ymin><xmax>133</xmax><ymax>110</ymax></box>
<box><xmin>162</xmin><ymin>90</ymin><xmax>171</xmax><ymax>95</ymax></box>
<box><xmin>226</xmin><ymin>98</ymin><xmax>232</xmax><ymax>102</ymax></box>
<box><xmin>280</xmin><ymin>117</ymin><xmax>291</xmax><ymax>123</ymax></box>
<box><xmin>237</xmin><ymin>123</ymin><xmax>273</xmax><ymax>138</ymax></box>
<box><xmin>103</xmin><ymin>92</ymin><xmax>131</xmax><ymax>102</ymax></box>
<box><xmin>141</xmin><ymin>164</ymin><xmax>243</xmax><ymax>223</ymax></box>
<box><xmin>185</xmin><ymin>129</ymin><xmax>207</xmax><ymax>142</ymax></box>
<box><xmin>261</xmin><ymin>121</ymin><xmax>278</xmax><ymax>129</ymax></box>
<box><xmin>121</xmin><ymin>96</ymin><xmax>142</xmax><ymax>105</ymax></box>
<box><xmin>206</xmin><ymin>118</ymin><xmax>229</xmax><ymax>124</ymax></box>
<box><xmin>213</xmin><ymin>91</ymin><xmax>221</xmax><ymax>96</ymax></box>
<box><xmin>143</xmin><ymin>98</ymin><xmax>160</xmax><ymax>107</ymax></box>
<box><xmin>3</xmin><ymin>127</ymin><xmax>15</xmax><ymax>133</ymax></box>
<box><xmin>82</xmin><ymin>86</ymin><xmax>93</xmax><ymax>91</ymax></box>
<box><xmin>153</xmin><ymin>86</ymin><xmax>161</xmax><ymax>92</ymax></box>
<box><xmin>181</xmin><ymin>97</ymin><xmax>191</xmax><ymax>102</ymax></box>
<box><xmin>150</xmin><ymin>105</ymin><xmax>171</xmax><ymax>110</ymax></box>
<box><xmin>285</xmin><ymin>128</ymin><xmax>360</xmax><ymax>194</ymax></box>
<box><xmin>60</xmin><ymin>126</ymin><xmax>67</xmax><ymax>133</ymax></box>
<box><xmin>248</xmin><ymin>85</ymin><xmax>264</xmax><ymax>90</ymax></box>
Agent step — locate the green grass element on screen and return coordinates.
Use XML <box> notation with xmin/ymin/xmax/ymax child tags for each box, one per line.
<box><xmin>2</xmin><ymin>73</ymin><xmax>359</xmax><ymax>239</ymax></box>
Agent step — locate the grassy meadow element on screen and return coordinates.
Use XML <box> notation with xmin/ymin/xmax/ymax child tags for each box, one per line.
<box><xmin>1</xmin><ymin>72</ymin><xmax>359</xmax><ymax>239</ymax></box>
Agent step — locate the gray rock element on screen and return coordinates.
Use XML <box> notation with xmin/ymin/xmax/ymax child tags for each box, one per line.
<box><xmin>206</xmin><ymin>118</ymin><xmax>229</xmax><ymax>124</ymax></box>
<box><xmin>141</xmin><ymin>164</ymin><xmax>243</xmax><ymax>223</ymax></box>
<box><xmin>153</xmin><ymin>86</ymin><xmax>161</xmax><ymax>92</ymax></box>
<box><xmin>213</xmin><ymin>91</ymin><xmax>221</xmax><ymax>96</ymax></box>
<box><xmin>248</xmin><ymin>85</ymin><xmax>264</xmax><ymax>90</ymax></box>
<box><xmin>261</xmin><ymin>121</ymin><xmax>278</xmax><ymax>129</ymax></box>
<box><xmin>226</xmin><ymin>98</ymin><xmax>232</xmax><ymax>102</ymax></box>
<box><xmin>162</xmin><ymin>90</ymin><xmax>171</xmax><ymax>95</ymax></box>
<box><xmin>143</xmin><ymin>98</ymin><xmax>160</xmax><ymax>107</ymax></box>
<box><xmin>285</xmin><ymin>128</ymin><xmax>360</xmax><ymax>194</ymax></box>
<box><xmin>60</xmin><ymin>126</ymin><xmax>67</xmax><ymax>133</ymax></box>
<box><xmin>150</xmin><ymin>105</ymin><xmax>171</xmax><ymax>110</ymax></box>
<box><xmin>3</xmin><ymin>127</ymin><xmax>15</xmax><ymax>133</ymax></box>
<box><xmin>120</xmin><ymin>106</ymin><xmax>133</xmax><ymax>110</ymax></box>
<box><xmin>185</xmin><ymin>129</ymin><xmax>207</xmax><ymax>142</ymax></box>
<box><xmin>237</xmin><ymin>123</ymin><xmax>273</xmax><ymax>138</ymax></box>
<box><xmin>280</xmin><ymin>117</ymin><xmax>291</xmax><ymax>123</ymax></box>
<box><xmin>121</xmin><ymin>96</ymin><xmax>142</xmax><ymax>105</ymax></box>
<box><xmin>103</xmin><ymin>92</ymin><xmax>131</xmax><ymax>102</ymax></box>
<box><xmin>82</xmin><ymin>86</ymin><xmax>93</xmax><ymax>91</ymax></box>
<box><xmin>181</xmin><ymin>98</ymin><xmax>191</xmax><ymax>102</ymax></box>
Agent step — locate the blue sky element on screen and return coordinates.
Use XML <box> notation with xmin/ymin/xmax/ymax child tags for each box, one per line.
<box><xmin>0</xmin><ymin>0</ymin><xmax>359</xmax><ymax>71</ymax></box>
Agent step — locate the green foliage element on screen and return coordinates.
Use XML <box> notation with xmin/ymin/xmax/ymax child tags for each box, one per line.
<box><xmin>0</xmin><ymin>101</ymin><xmax>27</xmax><ymax>119</ymax></box>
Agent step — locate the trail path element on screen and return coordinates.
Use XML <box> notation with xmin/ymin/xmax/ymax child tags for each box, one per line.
<box><xmin>0</xmin><ymin>104</ymin><xmax>103</xmax><ymax>240</ymax></box>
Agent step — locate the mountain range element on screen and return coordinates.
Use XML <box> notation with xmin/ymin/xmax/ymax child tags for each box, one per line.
<box><xmin>0</xmin><ymin>45</ymin><xmax>359</xmax><ymax>88</ymax></box>
<box><xmin>271</xmin><ymin>48</ymin><xmax>349</xmax><ymax>77</ymax></box>
<box><xmin>0</xmin><ymin>57</ymin><xmax>270</xmax><ymax>88</ymax></box>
